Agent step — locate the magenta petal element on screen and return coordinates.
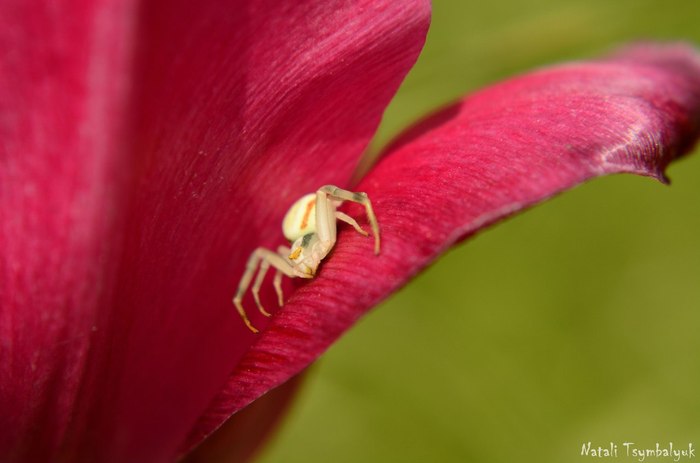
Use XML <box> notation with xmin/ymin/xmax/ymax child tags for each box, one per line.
<box><xmin>0</xmin><ymin>0</ymin><xmax>429</xmax><ymax>462</ymax></box>
<box><xmin>0</xmin><ymin>1</ymin><xmax>134</xmax><ymax>460</ymax></box>
<box><xmin>78</xmin><ymin>1</ymin><xmax>428</xmax><ymax>461</ymax></box>
<box><xmin>195</xmin><ymin>43</ymin><xmax>700</xmax><ymax>443</ymax></box>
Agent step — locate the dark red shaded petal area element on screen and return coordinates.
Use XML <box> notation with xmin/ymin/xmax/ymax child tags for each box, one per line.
<box><xmin>196</xmin><ymin>43</ymin><xmax>700</xmax><ymax>445</ymax></box>
<box><xmin>0</xmin><ymin>0</ymin><xmax>429</xmax><ymax>462</ymax></box>
<box><xmin>184</xmin><ymin>374</ymin><xmax>304</xmax><ymax>463</ymax></box>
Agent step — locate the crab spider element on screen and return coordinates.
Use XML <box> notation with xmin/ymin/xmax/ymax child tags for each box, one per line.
<box><xmin>233</xmin><ymin>185</ymin><xmax>380</xmax><ymax>333</ymax></box>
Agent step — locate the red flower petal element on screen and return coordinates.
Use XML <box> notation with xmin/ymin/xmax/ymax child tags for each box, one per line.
<box><xmin>185</xmin><ymin>374</ymin><xmax>304</xmax><ymax>463</ymax></box>
<box><xmin>0</xmin><ymin>0</ymin><xmax>136</xmax><ymax>460</ymax></box>
<box><xmin>0</xmin><ymin>0</ymin><xmax>429</xmax><ymax>461</ymax></box>
<box><xmin>194</xmin><ymin>43</ymin><xmax>700</xmax><ymax>448</ymax></box>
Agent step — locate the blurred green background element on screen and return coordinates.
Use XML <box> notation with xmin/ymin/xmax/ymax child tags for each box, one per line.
<box><xmin>259</xmin><ymin>1</ymin><xmax>700</xmax><ymax>462</ymax></box>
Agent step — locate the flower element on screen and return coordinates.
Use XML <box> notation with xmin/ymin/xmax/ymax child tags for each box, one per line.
<box><xmin>2</xmin><ymin>1</ymin><xmax>700</xmax><ymax>463</ymax></box>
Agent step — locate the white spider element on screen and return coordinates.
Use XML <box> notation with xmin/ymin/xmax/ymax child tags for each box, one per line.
<box><xmin>233</xmin><ymin>185</ymin><xmax>380</xmax><ymax>333</ymax></box>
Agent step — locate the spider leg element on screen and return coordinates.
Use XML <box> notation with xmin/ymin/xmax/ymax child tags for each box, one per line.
<box><xmin>319</xmin><ymin>185</ymin><xmax>380</xmax><ymax>254</ymax></box>
<box><xmin>314</xmin><ymin>189</ymin><xmax>338</xmax><ymax>254</ymax></box>
<box><xmin>274</xmin><ymin>246</ymin><xmax>291</xmax><ymax>306</ymax></box>
<box><xmin>273</xmin><ymin>272</ymin><xmax>284</xmax><ymax>307</ymax></box>
<box><xmin>233</xmin><ymin>247</ymin><xmax>296</xmax><ymax>333</ymax></box>
<box><xmin>252</xmin><ymin>260</ymin><xmax>272</xmax><ymax>317</ymax></box>
<box><xmin>335</xmin><ymin>211</ymin><xmax>368</xmax><ymax>237</ymax></box>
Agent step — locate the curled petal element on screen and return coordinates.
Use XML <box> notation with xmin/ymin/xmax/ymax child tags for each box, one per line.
<box><xmin>195</xmin><ymin>43</ymin><xmax>700</xmax><ymax>445</ymax></box>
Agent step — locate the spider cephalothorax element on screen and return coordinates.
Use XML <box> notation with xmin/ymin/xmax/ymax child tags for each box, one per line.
<box><xmin>233</xmin><ymin>185</ymin><xmax>380</xmax><ymax>333</ymax></box>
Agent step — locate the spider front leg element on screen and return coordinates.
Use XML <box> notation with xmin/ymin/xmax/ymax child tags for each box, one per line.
<box><xmin>233</xmin><ymin>247</ymin><xmax>296</xmax><ymax>333</ymax></box>
<box><xmin>335</xmin><ymin>211</ymin><xmax>369</xmax><ymax>237</ymax></box>
<box><xmin>317</xmin><ymin>185</ymin><xmax>380</xmax><ymax>254</ymax></box>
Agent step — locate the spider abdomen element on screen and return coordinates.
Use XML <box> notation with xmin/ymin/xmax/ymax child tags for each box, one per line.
<box><xmin>282</xmin><ymin>193</ymin><xmax>316</xmax><ymax>241</ymax></box>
